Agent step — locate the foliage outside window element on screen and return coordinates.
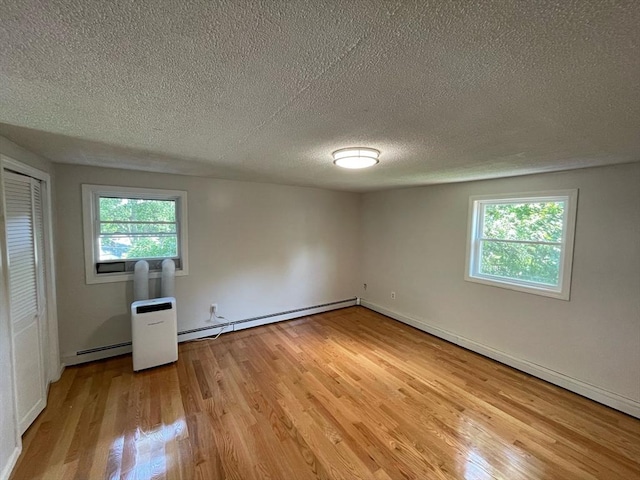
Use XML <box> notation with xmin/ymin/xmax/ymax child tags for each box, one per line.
<box><xmin>98</xmin><ymin>197</ymin><xmax>178</xmax><ymax>261</ymax></box>
<box><xmin>82</xmin><ymin>185</ymin><xmax>188</xmax><ymax>284</ymax></box>
<box><xmin>466</xmin><ymin>191</ymin><xmax>578</xmax><ymax>300</ymax></box>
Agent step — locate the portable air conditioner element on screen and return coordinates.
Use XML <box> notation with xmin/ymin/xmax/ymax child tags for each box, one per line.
<box><xmin>131</xmin><ymin>297</ymin><xmax>178</xmax><ymax>371</ymax></box>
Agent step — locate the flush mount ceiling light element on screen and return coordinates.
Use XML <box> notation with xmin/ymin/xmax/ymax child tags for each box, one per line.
<box><xmin>332</xmin><ymin>147</ymin><xmax>380</xmax><ymax>169</ymax></box>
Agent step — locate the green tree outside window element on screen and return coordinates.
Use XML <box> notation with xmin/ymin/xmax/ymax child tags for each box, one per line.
<box><xmin>98</xmin><ymin>197</ymin><xmax>178</xmax><ymax>260</ymax></box>
<box><xmin>479</xmin><ymin>201</ymin><xmax>565</xmax><ymax>286</ymax></box>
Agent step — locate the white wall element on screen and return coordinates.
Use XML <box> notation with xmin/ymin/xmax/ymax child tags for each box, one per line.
<box><xmin>361</xmin><ymin>163</ymin><xmax>640</xmax><ymax>416</ymax></box>
<box><xmin>0</xmin><ymin>136</ymin><xmax>56</xmax><ymax>480</ymax></box>
<box><xmin>55</xmin><ymin>164</ymin><xmax>361</xmax><ymax>364</ymax></box>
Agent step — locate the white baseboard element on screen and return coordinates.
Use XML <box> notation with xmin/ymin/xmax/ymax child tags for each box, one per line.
<box><xmin>63</xmin><ymin>299</ymin><xmax>357</xmax><ymax>366</ymax></box>
<box><xmin>55</xmin><ymin>363</ymin><xmax>65</xmax><ymax>382</ymax></box>
<box><xmin>361</xmin><ymin>300</ymin><xmax>640</xmax><ymax>419</ymax></box>
<box><xmin>0</xmin><ymin>445</ymin><xmax>21</xmax><ymax>480</ymax></box>
<box><xmin>47</xmin><ymin>363</ymin><xmax>65</xmax><ymax>384</ymax></box>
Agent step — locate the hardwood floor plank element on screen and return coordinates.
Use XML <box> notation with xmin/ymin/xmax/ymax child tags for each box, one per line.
<box><xmin>10</xmin><ymin>307</ymin><xmax>640</xmax><ymax>480</ymax></box>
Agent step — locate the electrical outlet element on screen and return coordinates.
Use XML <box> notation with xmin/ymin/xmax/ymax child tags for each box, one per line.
<box><xmin>210</xmin><ymin>303</ymin><xmax>218</xmax><ymax>315</ymax></box>
<box><xmin>391</xmin><ymin>291</ymin><xmax>396</xmax><ymax>300</ymax></box>
<box><xmin>363</xmin><ymin>283</ymin><xmax>367</xmax><ymax>290</ymax></box>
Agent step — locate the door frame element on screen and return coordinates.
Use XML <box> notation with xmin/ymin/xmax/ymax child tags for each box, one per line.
<box><xmin>0</xmin><ymin>155</ymin><xmax>61</xmax><ymax>427</ymax></box>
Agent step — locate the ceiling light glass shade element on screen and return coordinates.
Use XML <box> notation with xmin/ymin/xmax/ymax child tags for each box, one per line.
<box><xmin>332</xmin><ymin>147</ymin><xmax>380</xmax><ymax>169</ymax></box>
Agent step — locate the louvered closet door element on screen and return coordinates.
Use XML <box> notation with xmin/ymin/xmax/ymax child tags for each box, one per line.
<box><xmin>4</xmin><ymin>171</ymin><xmax>46</xmax><ymax>434</ymax></box>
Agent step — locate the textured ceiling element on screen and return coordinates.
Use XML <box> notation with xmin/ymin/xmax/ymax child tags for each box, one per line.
<box><xmin>1</xmin><ymin>0</ymin><xmax>639</xmax><ymax>192</ymax></box>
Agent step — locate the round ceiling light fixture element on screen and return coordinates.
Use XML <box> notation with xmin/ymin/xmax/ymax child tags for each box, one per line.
<box><xmin>332</xmin><ymin>147</ymin><xmax>380</xmax><ymax>169</ymax></box>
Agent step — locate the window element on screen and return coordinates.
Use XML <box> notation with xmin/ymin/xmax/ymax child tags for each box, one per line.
<box><xmin>465</xmin><ymin>190</ymin><xmax>577</xmax><ymax>300</ymax></box>
<box><xmin>82</xmin><ymin>185</ymin><xmax>188</xmax><ymax>284</ymax></box>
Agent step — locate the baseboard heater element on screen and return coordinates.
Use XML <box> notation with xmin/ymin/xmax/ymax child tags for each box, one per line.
<box><xmin>75</xmin><ymin>297</ymin><xmax>357</xmax><ymax>356</ymax></box>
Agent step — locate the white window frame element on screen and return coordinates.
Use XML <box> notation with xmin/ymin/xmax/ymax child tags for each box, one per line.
<box><xmin>82</xmin><ymin>184</ymin><xmax>189</xmax><ymax>284</ymax></box>
<box><xmin>465</xmin><ymin>189</ymin><xmax>578</xmax><ymax>300</ymax></box>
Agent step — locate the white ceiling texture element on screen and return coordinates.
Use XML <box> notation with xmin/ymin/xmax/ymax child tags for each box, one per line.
<box><xmin>1</xmin><ymin>0</ymin><xmax>639</xmax><ymax>191</ymax></box>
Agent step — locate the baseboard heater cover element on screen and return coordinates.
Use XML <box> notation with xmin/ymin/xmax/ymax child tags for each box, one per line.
<box><xmin>75</xmin><ymin>297</ymin><xmax>357</xmax><ymax>356</ymax></box>
<box><xmin>76</xmin><ymin>341</ymin><xmax>133</xmax><ymax>356</ymax></box>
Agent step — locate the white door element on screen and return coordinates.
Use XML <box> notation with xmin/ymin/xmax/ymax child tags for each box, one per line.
<box><xmin>4</xmin><ymin>171</ymin><xmax>47</xmax><ymax>434</ymax></box>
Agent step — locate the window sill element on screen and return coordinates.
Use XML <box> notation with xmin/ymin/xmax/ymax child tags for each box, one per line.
<box><xmin>464</xmin><ymin>274</ymin><xmax>570</xmax><ymax>300</ymax></box>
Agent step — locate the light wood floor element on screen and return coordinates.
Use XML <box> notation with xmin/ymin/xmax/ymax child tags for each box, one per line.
<box><xmin>11</xmin><ymin>307</ymin><xmax>640</xmax><ymax>479</ymax></box>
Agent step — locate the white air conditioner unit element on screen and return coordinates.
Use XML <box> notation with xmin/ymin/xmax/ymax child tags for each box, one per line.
<box><xmin>131</xmin><ymin>297</ymin><xmax>178</xmax><ymax>371</ymax></box>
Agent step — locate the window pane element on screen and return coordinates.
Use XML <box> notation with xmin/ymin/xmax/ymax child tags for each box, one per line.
<box><xmin>98</xmin><ymin>235</ymin><xmax>178</xmax><ymax>261</ymax></box>
<box><xmin>98</xmin><ymin>196</ymin><xmax>178</xmax><ymax>261</ymax></box>
<box><xmin>482</xmin><ymin>202</ymin><xmax>565</xmax><ymax>242</ymax></box>
<box><xmin>99</xmin><ymin>222</ymin><xmax>176</xmax><ymax>235</ymax></box>
<box><xmin>479</xmin><ymin>240</ymin><xmax>561</xmax><ymax>286</ymax></box>
<box><xmin>99</xmin><ymin>197</ymin><xmax>176</xmax><ymax>223</ymax></box>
